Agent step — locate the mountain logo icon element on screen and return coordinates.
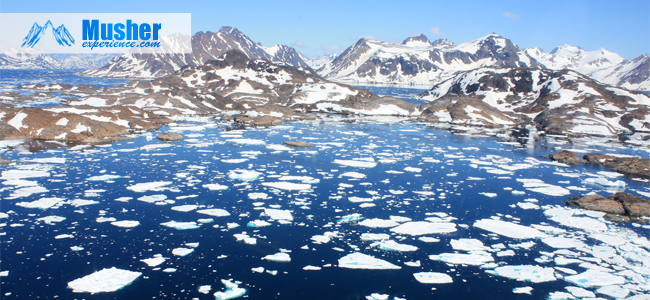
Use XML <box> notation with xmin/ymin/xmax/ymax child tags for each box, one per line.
<box><xmin>22</xmin><ymin>20</ymin><xmax>75</xmax><ymax>48</ymax></box>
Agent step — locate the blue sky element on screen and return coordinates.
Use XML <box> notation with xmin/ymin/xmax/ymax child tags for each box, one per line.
<box><xmin>2</xmin><ymin>0</ymin><xmax>648</xmax><ymax>59</ymax></box>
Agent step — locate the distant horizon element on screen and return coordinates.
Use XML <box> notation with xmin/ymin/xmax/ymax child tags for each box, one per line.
<box><xmin>1</xmin><ymin>0</ymin><xmax>648</xmax><ymax>60</ymax></box>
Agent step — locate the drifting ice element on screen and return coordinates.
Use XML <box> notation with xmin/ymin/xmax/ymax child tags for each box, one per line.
<box><xmin>338</xmin><ymin>252</ymin><xmax>401</xmax><ymax>270</ymax></box>
<box><xmin>67</xmin><ymin>267</ymin><xmax>141</xmax><ymax>294</ymax></box>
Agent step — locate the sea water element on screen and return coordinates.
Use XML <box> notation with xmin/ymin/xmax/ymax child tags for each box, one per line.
<box><xmin>0</xmin><ymin>72</ymin><xmax>649</xmax><ymax>300</ymax></box>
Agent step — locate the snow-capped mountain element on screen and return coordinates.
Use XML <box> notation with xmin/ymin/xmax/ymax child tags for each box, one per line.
<box><xmin>419</xmin><ymin>67</ymin><xmax>650</xmax><ymax>136</ymax></box>
<box><xmin>317</xmin><ymin>33</ymin><xmax>542</xmax><ymax>86</ymax></box>
<box><xmin>81</xmin><ymin>27</ymin><xmax>312</xmax><ymax>78</ymax></box>
<box><xmin>22</xmin><ymin>20</ymin><xmax>75</xmax><ymax>48</ymax></box>
<box><xmin>0</xmin><ymin>49</ymin><xmax>117</xmax><ymax>69</ymax></box>
<box><xmin>590</xmin><ymin>54</ymin><xmax>650</xmax><ymax>91</ymax></box>
<box><xmin>524</xmin><ymin>45</ymin><xmax>625</xmax><ymax>77</ymax></box>
<box><xmin>304</xmin><ymin>54</ymin><xmax>338</xmax><ymax>70</ymax></box>
<box><xmin>0</xmin><ymin>48</ymin><xmax>60</xmax><ymax>69</ymax></box>
<box><xmin>526</xmin><ymin>45</ymin><xmax>649</xmax><ymax>91</ymax></box>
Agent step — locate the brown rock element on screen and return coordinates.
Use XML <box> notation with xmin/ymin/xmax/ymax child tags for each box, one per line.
<box><xmin>549</xmin><ymin>150</ymin><xmax>585</xmax><ymax>165</ymax></box>
<box><xmin>0</xmin><ymin>157</ymin><xmax>12</xmax><ymax>164</ymax></box>
<box><xmin>566</xmin><ymin>192</ymin><xmax>650</xmax><ymax>221</ymax></box>
<box><xmin>157</xmin><ymin>132</ymin><xmax>185</xmax><ymax>142</ymax></box>
<box><xmin>234</xmin><ymin>115</ymin><xmax>284</xmax><ymax>127</ymax></box>
<box><xmin>583</xmin><ymin>153</ymin><xmax>650</xmax><ymax>177</ymax></box>
<box><xmin>606</xmin><ymin>192</ymin><xmax>650</xmax><ymax>217</ymax></box>
<box><xmin>565</xmin><ymin>194</ymin><xmax>626</xmax><ymax>214</ymax></box>
<box><xmin>283</xmin><ymin>140</ymin><xmax>314</xmax><ymax>148</ymax></box>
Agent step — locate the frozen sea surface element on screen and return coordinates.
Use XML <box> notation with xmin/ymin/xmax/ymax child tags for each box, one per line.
<box><xmin>1</xmin><ymin>112</ymin><xmax>650</xmax><ymax>300</ymax></box>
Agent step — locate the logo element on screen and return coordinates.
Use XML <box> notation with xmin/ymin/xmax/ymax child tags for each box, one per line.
<box><xmin>22</xmin><ymin>20</ymin><xmax>75</xmax><ymax>48</ymax></box>
<box><xmin>2</xmin><ymin>13</ymin><xmax>192</xmax><ymax>54</ymax></box>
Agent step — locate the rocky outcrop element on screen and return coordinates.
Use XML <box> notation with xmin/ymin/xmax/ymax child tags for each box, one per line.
<box><xmin>549</xmin><ymin>150</ymin><xmax>585</xmax><ymax>165</ymax></box>
<box><xmin>566</xmin><ymin>192</ymin><xmax>650</xmax><ymax>222</ymax></box>
<box><xmin>0</xmin><ymin>157</ymin><xmax>12</xmax><ymax>164</ymax></box>
<box><xmin>157</xmin><ymin>132</ymin><xmax>185</xmax><ymax>142</ymax></box>
<box><xmin>283</xmin><ymin>140</ymin><xmax>314</xmax><ymax>148</ymax></box>
<box><xmin>583</xmin><ymin>153</ymin><xmax>650</xmax><ymax>177</ymax></box>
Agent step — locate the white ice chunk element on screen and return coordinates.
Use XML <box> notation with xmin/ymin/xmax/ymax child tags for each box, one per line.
<box><xmin>389</xmin><ymin>221</ymin><xmax>457</xmax><ymax>236</ymax></box>
<box><xmin>490</xmin><ymin>265</ymin><xmax>556</xmax><ymax>283</ymax></box>
<box><xmin>67</xmin><ymin>267</ymin><xmax>142</xmax><ymax>294</ymax></box>
<box><xmin>564</xmin><ymin>270</ymin><xmax>626</xmax><ymax>287</ymax></box>
<box><xmin>214</xmin><ymin>279</ymin><xmax>246</xmax><ymax>300</ymax></box>
<box><xmin>333</xmin><ymin>159</ymin><xmax>377</xmax><ymax>168</ymax></box>
<box><xmin>126</xmin><ymin>181</ymin><xmax>172</xmax><ymax>192</ymax></box>
<box><xmin>172</xmin><ymin>247</ymin><xmax>194</xmax><ymax>257</ymax></box>
<box><xmin>263</xmin><ymin>208</ymin><xmax>293</xmax><ymax>221</ymax></box>
<box><xmin>450</xmin><ymin>239</ymin><xmax>489</xmax><ymax>251</ymax></box>
<box><xmin>197</xmin><ymin>208</ymin><xmax>231</xmax><ymax>217</ymax></box>
<box><xmin>595</xmin><ymin>285</ymin><xmax>629</xmax><ymax>298</ymax></box>
<box><xmin>140</xmin><ymin>255</ymin><xmax>167</xmax><ymax>267</ymax></box>
<box><xmin>413</xmin><ymin>272</ymin><xmax>453</xmax><ymax>284</ymax></box>
<box><xmin>160</xmin><ymin>221</ymin><xmax>200</xmax><ymax>230</ymax></box>
<box><xmin>360</xmin><ymin>233</ymin><xmax>390</xmax><ymax>241</ymax></box>
<box><xmin>372</xmin><ymin>240</ymin><xmax>418</xmax><ymax>252</ymax></box>
<box><xmin>338</xmin><ymin>252</ymin><xmax>401</xmax><ymax>270</ymax></box>
<box><xmin>541</xmin><ymin>237</ymin><xmax>586</xmax><ymax>249</ymax></box>
<box><xmin>203</xmin><ymin>183</ymin><xmax>229</xmax><ymax>191</ymax></box>
<box><xmin>16</xmin><ymin>197</ymin><xmax>64</xmax><ymax>209</ymax></box>
<box><xmin>429</xmin><ymin>251</ymin><xmax>494</xmax><ymax>266</ymax></box>
<box><xmin>227</xmin><ymin>170</ymin><xmax>262</xmax><ymax>181</ymax></box>
<box><xmin>473</xmin><ymin>219</ymin><xmax>548</xmax><ymax>239</ymax></box>
<box><xmin>111</xmin><ymin>220</ymin><xmax>140</xmax><ymax>228</ymax></box>
<box><xmin>359</xmin><ymin>218</ymin><xmax>399</xmax><ymax>228</ymax></box>
<box><xmin>262</xmin><ymin>253</ymin><xmax>291</xmax><ymax>262</ymax></box>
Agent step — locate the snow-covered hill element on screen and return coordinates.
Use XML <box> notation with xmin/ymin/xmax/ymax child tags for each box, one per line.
<box><xmin>419</xmin><ymin>67</ymin><xmax>650</xmax><ymax>136</ymax></box>
<box><xmin>0</xmin><ymin>48</ymin><xmax>117</xmax><ymax>70</ymax></box>
<box><xmin>80</xmin><ymin>27</ymin><xmax>313</xmax><ymax>78</ymax></box>
<box><xmin>317</xmin><ymin>33</ymin><xmax>542</xmax><ymax>86</ymax></box>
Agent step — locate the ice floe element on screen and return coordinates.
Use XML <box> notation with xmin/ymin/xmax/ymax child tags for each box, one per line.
<box><xmin>160</xmin><ymin>221</ymin><xmax>200</xmax><ymax>230</ymax></box>
<box><xmin>262</xmin><ymin>253</ymin><xmax>291</xmax><ymax>262</ymax></box>
<box><xmin>126</xmin><ymin>181</ymin><xmax>172</xmax><ymax>192</ymax></box>
<box><xmin>67</xmin><ymin>267</ymin><xmax>142</xmax><ymax>294</ymax></box>
<box><xmin>172</xmin><ymin>247</ymin><xmax>194</xmax><ymax>257</ymax></box>
<box><xmin>413</xmin><ymin>272</ymin><xmax>453</xmax><ymax>284</ymax></box>
<box><xmin>111</xmin><ymin>220</ymin><xmax>140</xmax><ymax>228</ymax></box>
<box><xmin>429</xmin><ymin>251</ymin><xmax>494</xmax><ymax>266</ymax></box>
<box><xmin>214</xmin><ymin>279</ymin><xmax>246</xmax><ymax>300</ymax></box>
<box><xmin>338</xmin><ymin>253</ymin><xmax>401</xmax><ymax>270</ymax></box>
<box><xmin>564</xmin><ymin>270</ymin><xmax>626</xmax><ymax>287</ymax></box>
<box><xmin>389</xmin><ymin>221</ymin><xmax>457</xmax><ymax>236</ymax></box>
<box><xmin>473</xmin><ymin>219</ymin><xmax>548</xmax><ymax>239</ymax></box>
<box><xmin>488</xmin><ymin>265</ymin><xmax>556</xmax><ymax>283</ymax></box>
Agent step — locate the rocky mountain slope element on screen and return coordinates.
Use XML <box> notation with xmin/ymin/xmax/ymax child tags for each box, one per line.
<box><xmin>0</xmin><ymin>50</ymin><xmax>416</xmax><ymax>141</ymax></box>
<box><xmin>80</xmin><ymin>27</ymin><xmax>312</xmax><ymax>78</ymax></box>
<box><xmin>316</xmin><ymin>33</ymin><xmax>542</xmax><ymax>86</ymax></box>
<box><xmin>418</xmin><ymin>67</ymin><xmax>650</xmax><ymax>136</ymax></box>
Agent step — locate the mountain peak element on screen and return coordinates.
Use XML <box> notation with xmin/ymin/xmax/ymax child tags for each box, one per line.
<box><xmin>431</xmin><ymin>38</ymin><xmax>455</xmax><ymax>48</ymax></box>
<box><xmin>219</xmin><ymin>26</ymin><xmax>241</xmax><ymax>35</ymax></box>
<box><xmin>550</xmin><ymin>44</ymin><xmax>584</xmax><ymax>55</ymax></box>
<box><xmin>401</xmin><ymin>34</ymin><xmax>431</xmax><ymax>46</ymax></box>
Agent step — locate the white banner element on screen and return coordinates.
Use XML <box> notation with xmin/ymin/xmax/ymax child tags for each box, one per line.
<box><xmin>0</xmin><ymin>13</ymin><xmax>191</xmax><ymax>54</ymax></box>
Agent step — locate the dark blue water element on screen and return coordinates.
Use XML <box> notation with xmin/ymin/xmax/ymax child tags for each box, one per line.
<box><xmin>0</xmin><ymin>121</ymin><xmax>649</xmax><ymax>300</ymax></box>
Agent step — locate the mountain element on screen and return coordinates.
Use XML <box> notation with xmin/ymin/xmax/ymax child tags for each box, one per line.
<box><xmin>316</xmin><ymin>33</ymin><xmax>542</xmax><ymax>86</ymax></box>
<box><xmin>22</xmin><ymin>20</ymin><xmax>75</xmax><ymax>48</ymax></box>
<box><xmin>419</xmin><ymin>67</ymin><xmax>650</xmax><ymax>136</ymax></box>
<box><xmin>80</xmin><ymin>27</ymin><xmax>312</xmax><ymax>78</ymax></box>
<box><xmin>0</xmin><ymin>49</ymin><xmax>117</xmax><ymax>69</ymax></box>
<box><xmin>525</xmin><ymin>45</ymin><xmax>650</xmax><ymax>91</ymax></box>
<box><xmin>304</xmin><ymin>54</ymin><xmax>338</xmax><ymax>70</ymax></box>
<box><xmin>589</xmin><ymin>54</ymin><xmax>650</xmax><ymax>91</ymax></box>
<box><xmin>0</xmin><ymin>48</ymin><xmax>60</xmax><ymax>69</ymax></box>
<box><xmin>1</xmin><ymin>49</ymin><xmax>417</xmax><ymax>141</ymax></box>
